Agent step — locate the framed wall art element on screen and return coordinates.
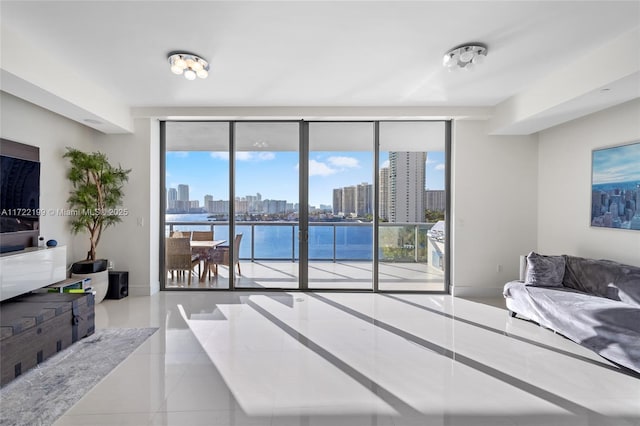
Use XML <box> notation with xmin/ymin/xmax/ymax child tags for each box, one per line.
<box><xmin>591</xmin><ymin>141</ymin><xmax>640</xmax><ymax>231</ymax></box>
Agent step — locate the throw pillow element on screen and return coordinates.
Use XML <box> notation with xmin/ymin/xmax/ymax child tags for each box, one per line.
<box><xmin>525</xmin><ymin>251</ymin><xmax>566</xmax><ymax>287</ymax></box>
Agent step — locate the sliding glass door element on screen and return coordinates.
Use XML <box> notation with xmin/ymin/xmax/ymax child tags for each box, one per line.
<box><xmin>378</xmin><ymin>122</ymin><xmax>447</xmax><ymax>291</ymax></box>
<box><xmin>307</xmin><ymin>122</ymin><xmax>375</xmax><ymax>290</ymax></box>
<box><xmin>161</xmin><ymin>120</ymin><xmax>448</xmax><ymax>292</ymax></box>
<box><xmin>164</xmin><ymin>122</ymin><xmax>231</xmax><ymax>289</ymax></box>
<box><xmin>234</xmin><ymin>122</ymin><xmax>300</xmax><ymax>289</ymax></box>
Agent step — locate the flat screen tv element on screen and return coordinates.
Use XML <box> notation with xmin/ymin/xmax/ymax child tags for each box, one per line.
<box><xmin>0</xmin><ymin>155</ymin><xmax>40</xmax><ymax>233</ymax></box>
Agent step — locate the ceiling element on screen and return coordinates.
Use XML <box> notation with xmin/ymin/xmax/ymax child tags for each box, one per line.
<box><xmin>1</xmin><ymin>1</ymin><xmax>639</xmax><ymax>134</ymax></box>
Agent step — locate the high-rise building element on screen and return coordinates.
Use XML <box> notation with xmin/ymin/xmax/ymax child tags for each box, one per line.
<box><xmin>204</xmin><ymin>194</ymin><xmax>213</xmax><ymax>212</ymax></box>
<box><xmin>356</xmin><ymin>182</ymin><xmax>373</xmax><ymax>216</ymax></box>
<box><xmin>389</xmin><ymin>152</ymin><xmax>426</xmax><ymax>223</ymax></box>
<box><xmin>342</xmin><ymin>186</ymin><xmax>356</xmax><ymax>216</ymax></box>
<box><xmin>333</xmin><ymin>188</ymin><xmax>343</xmax><ymax>215</ymax></box>
<box><xmin>177</xmin><ymin>184</ymin><xmax>189</xmax><ymax>202</ymax></box>
<box><xmin>235</xmin><ymin>197</ymin><xmax>249</xmax><ymax>214</ymax></box>
<box><xmin>333</xmin><ymin>183</ymin><xmax>373</xmax><ymax>217</ymax></box>
<box><xmin>167</xmin><ymin>188</ymin><xmax>177</xmax><ymax>210</ymax></box>
<box><xmin>211</xmin><ymin>200</ymin><xmax>229</xmax><ymax>214</ymax></box>
<box><xmin>246</xmin><ymin>194</ymin><xmax>262</xmax><ymax>213</ymax></box>
<box><xmin>264</xmin><ymin>199</ymin><xmax>287</xmax><ymax>214</ymax></box>
<box><xmin>424</xmin><ymin>189</ymin><xmax>446</xmax><ymax>212</ymax></box>
<box><xmin>379</xmin><ymin>167</ymin><xmax>390</xmax><ymax>220</ymax></box>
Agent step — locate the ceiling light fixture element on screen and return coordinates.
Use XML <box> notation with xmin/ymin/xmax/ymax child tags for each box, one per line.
<box><xmin>443</xmin><ymin>43</ymin><xmax>488</xmax><ymax>71</ymax></box>
<box><xmin>167</xmin><ymin>52</ymin><xmax>209</xmax><ymax>80</ymax></box>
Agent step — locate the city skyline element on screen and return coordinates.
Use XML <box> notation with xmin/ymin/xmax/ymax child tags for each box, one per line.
<box><xmin>166</xmin><ymin>150</ymin><xmax>445</xmax><ymax>208</ymax></box>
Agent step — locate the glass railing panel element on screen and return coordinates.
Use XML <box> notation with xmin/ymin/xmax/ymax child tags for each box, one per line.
<box><xmin>234</xmin><ymin>224</ymin><xmax>252</xmax><ymax>259</ymax></box>
<box><xmin>308</xmin><ymin>224</ymin><xmax>334</xmax><ymax>260</ymax></box>
<box><xmin>335</xmin><ymin>224</ymin><xmax>373</xmax><ymax>261</ymax></box>
<box><xmin>253</xmin><ymin>224</ymin><xmax>295</xmax><ymax>259</ymax></box>
<box><xmin>293</xmin><ymin>224</ymin><xmax>299</xmax><ymax>260</ymax></box>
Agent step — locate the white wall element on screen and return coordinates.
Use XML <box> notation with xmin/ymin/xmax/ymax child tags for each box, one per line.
<box><xmin>0</xmin><ymin>92</ymin><xmax>98</xmax><ymax>264</ymax></box>
<box><xmin>97</xmin><ymin>118</ymin><xmax>160</xmax><ymax>296</ymax></box>
<box><xmin>1</xmin><ymin>93</ymin><xmax>161</xmax><ymax>295</ymax></box>
<box><xmin>537</xmin><ymin>99</ymin><xmax>640</xmax><ymax>267</ymax></box>
<box><xmin>451</xmin><ymin>120</ymin><xmax>538</xmax><ymax>297</ymax></box>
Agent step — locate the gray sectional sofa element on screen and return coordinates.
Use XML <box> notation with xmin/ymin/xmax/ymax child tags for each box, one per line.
<box><xmin>503</xmin><ymin>252</ymin><xmax>640</xmax><ymax>374</ymax></box>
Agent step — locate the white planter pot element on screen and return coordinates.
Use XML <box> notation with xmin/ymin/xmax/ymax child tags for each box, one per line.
<box><xmin>72</xmin><ymin>270</ymin><xmax>109</xmax><ymax>303</ymax></box>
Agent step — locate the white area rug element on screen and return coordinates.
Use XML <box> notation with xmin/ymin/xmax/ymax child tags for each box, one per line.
<box><xmin>0</xmin><ymin>327</ymin><xmax>157</xmax><ymax>426</ymax></box>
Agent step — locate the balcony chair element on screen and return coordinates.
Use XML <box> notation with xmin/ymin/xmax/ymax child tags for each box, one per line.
<box><xmin>192</xmin><ymin>230</ymin><xmax>214</xmax><ymax>241</ymax></box>
<box><xmin>170</xmin><ymin>231</ymin><xmax>192</xmax><ymax>240</ymax></box>
<box><xmin>209</xmin><ymin>233</ymin><xmax>243</xmax><ymax>277</ymax></box>
<box><xmin>165</xmin><ymin>237</ymin><xmax>200</xmax><ymax>285</ymax></box>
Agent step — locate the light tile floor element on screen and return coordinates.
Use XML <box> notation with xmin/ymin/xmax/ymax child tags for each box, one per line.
<box><xmin>166</xmin><ymin>261</ymin><xmax>445</xmax><ymax>291</ymax></box>
<box><xmin>54</xmin><ymin>292</ymin><xmax>640</xmax><ymax>426</ymax></box>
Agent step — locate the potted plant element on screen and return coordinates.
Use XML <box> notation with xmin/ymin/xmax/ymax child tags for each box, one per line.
<box><xmin>64</xmin><ymin>147</ymin><xmax>130</xmax><ymax>303</ymax></box>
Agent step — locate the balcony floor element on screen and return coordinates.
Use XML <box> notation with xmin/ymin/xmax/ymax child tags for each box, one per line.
<box><xmin>166</xmin><ymin>261</ymin><xmax>445</xmax><ymax>291</ymax></box>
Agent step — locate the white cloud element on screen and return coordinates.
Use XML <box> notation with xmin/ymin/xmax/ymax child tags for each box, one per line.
<box><xmin>210</xmin><ymin>152</ymin><xmax>230</xmax><ymax>161</ymax></box>
<box><xmin>435</xmin><ymin>163</ymin><xmax>445</xmax><ymax>171</ymax></box>
<box><xmin>258</xmin><ymin>152</ymin><xmax>275</xmax><ymax>161</ymax></box>
<box><xmin>308</xmin><ymin>159</ymin><xmax>337</xmax><ymax>176</ymax></box>
<box><xmin>236</xmin><ymin>152</ymin><xmax>253</xmax><ymax>161</ymax></box>
<box><xmin>381</xmin><ymin>160</ymin><xmax>390</xmax><ymax>169</ymax></box>
<box><xmin>210</xmin><ymin>151</ymin><xmax>276</xmax><ymax>162</ymax></box>
<box><xmin>327</xmin><ymin>156</ymin><xmax>360</xmax><ymax>169</ymax></box>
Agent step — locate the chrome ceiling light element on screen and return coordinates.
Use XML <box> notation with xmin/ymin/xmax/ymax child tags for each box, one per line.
<box><xmin>168</xmin><ymin>52</ymin><xmax>209</xmax><ymax>80</ymax></box>
<box><xmin>443</xmin><ymin>43</ymin><xmax>488</xmax><ymax>71</ymax></box>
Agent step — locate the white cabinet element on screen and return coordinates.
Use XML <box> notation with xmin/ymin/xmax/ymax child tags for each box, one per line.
<box><xmin>0</xmin><ymin>246</ymin><xmax>66</xmax><ymax>301</ymax></box>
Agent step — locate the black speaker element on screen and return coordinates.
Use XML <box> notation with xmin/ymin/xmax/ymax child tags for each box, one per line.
<box><xmin>106</xmin><ymin>271</ymin><xmax>128</xmax><ymax>299</ymax></box>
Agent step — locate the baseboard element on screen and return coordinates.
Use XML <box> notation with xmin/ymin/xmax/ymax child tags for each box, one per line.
<box><xmin>125</xmin><ymin>281</ymin><xmax>160</xmax><ymax>297</ymax></box>
<box><xmin>451</xmin><ymin>285</ymin><xmax>504</xmax><ymax>298</ymax></box>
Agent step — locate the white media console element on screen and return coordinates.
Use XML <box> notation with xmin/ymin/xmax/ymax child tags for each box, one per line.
<box><xmin>0</xmin><ymin>246</ymin><xmax>66</xmax><ymax>301</ymax></box>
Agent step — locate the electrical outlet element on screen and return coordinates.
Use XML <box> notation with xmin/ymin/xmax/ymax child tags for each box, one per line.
<box><xmin>497</xmin><ymin>264</ymin><xmax>503</xmax><ymax>273</ymax></box>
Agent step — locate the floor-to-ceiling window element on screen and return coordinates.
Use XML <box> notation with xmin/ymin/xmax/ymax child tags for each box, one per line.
<box><xmin>233</xmin><ymin>122</ymin><xmax>300</xmax><ymax>289</ymax></box>
<box><xmin>378</xmin><ymin>121</ymin><xmax>447</xmax><ymax>291</ymax></box>
<box><xmin>307</xmin><ymin>122</ymin><xmax>375</xmax><ymax>290</ymax></box>
<box><xmin>161</xmin><ymin>120</ymin><xmax>448</xmax><ymax>292</ymax></box>
<box><xmin>163</xmin><ymin>122</ymin><xmax>231</xmax><ymax>289</ymax></box>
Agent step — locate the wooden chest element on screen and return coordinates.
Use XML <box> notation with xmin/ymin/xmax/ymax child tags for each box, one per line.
<box><xmin>0</xmin><ymin>292</ymin><xmax>95</xmax><ymax>386</ymax></box>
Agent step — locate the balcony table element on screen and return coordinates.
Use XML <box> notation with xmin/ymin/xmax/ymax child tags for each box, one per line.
<box><xmin>190</xmin><ymin>240</ymin><xmax>226</xmax><ymax>282</ymax></box>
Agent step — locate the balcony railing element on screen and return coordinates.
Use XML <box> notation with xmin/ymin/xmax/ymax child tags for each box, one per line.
<box><xmin>166</xmin><ymin>221</ymin><xmax>443</xmax><ymax>265</ymax></box>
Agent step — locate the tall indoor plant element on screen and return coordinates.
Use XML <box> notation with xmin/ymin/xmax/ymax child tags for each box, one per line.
<box><xmin>64</xmin><ymin>147</ymin><xmax>130</xmax><ymax>302</ymax></box>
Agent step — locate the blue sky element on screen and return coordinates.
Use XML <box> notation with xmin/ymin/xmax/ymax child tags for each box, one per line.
<box><xmin>167</xmin><ymin>150</ymin><xmax>445</xmax><ymax>207</ymax></box>
<box><xmin>592</xmin><ymin>142</ymin><xmax>640</xmax><ymax>185</ymax></box>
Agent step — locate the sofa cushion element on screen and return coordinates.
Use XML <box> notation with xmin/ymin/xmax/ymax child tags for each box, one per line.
<box><xmin>563</xmin><ymin>255</ymin><xmax>636</xmax><ymax>299</ymax></box>
<box><xmin>525</xmin><ymin>251</ymin><xmax>565</xmax><ymax>287</ymax></box>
